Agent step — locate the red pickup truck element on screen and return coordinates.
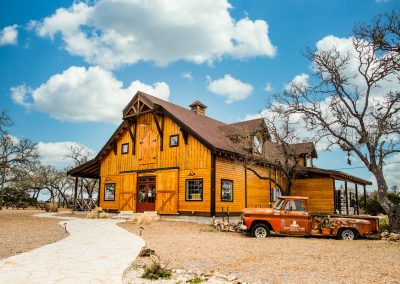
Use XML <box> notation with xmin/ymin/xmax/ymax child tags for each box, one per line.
<box><xmin>240</xmin><ymin>196</ymin><xmax>379</xmax><ymax>240</ymax></box>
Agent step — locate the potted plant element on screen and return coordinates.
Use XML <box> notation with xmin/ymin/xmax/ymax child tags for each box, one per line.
<box><xmin>319</xmin><ymin>216</ymin><xmax>334</xmax><ymax>235</ymax></box>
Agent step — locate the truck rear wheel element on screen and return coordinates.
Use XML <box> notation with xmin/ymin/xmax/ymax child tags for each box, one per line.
<box><xmin>339</xmin><ymin>228</ymin><xmax>357</xmax><ymax>240</ymax></box>
<box><xmin>251</xmin><ymin>223</ymin><xmax>270</xmax><ymax>238</ymax></box>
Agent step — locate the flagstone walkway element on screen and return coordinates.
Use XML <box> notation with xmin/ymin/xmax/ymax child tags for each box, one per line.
<box><xmin>0</xmin><ymin>214</ymin><xmax>144</xmax><ymax>284</ymax></box>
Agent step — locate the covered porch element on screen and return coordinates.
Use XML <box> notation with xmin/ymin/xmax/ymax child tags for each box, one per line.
<box><xmin>67</xmin><ymin>159</ymin><xmax>100</xmax><ymax>211</ymax></box>
<box><xmin>304</xmin><ymin>168</ymin><xmax>372</xmax><ymax>215</ymax></box>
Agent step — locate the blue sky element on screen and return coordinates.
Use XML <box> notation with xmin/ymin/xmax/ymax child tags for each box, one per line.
<box><xmin>0</xmin><ymin>0</ymin><xmax>399</xmax><ymax>190</ymax></box>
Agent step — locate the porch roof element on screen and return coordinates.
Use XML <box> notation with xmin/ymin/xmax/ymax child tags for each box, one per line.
<box><xmin>67</xmin><ymin>159</ymin><xmax>100</xmax><ymax>179</ymax></box>
<box><xmin>303</xmin><ymin>167</ymin><xmax>372</xmax><ymax>185</ymax></box>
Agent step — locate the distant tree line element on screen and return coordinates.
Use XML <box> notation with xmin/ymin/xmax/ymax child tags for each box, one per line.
<box><xmin>0</xmin><ymin>110</ymin><xmax>97</xmax><ymax>210</ymax></box>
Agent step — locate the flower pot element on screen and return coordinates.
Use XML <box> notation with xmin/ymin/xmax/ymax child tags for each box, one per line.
<box><xmin>321</xmin><ymin>228</ymin><xmax>331</xmax><ymax>235</ymax></box>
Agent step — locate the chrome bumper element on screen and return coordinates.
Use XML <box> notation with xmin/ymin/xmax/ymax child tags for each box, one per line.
<box><xmin>240</xmin><ymin>224</ymin><xmax>247</xmax><ymax>231</ymax></box>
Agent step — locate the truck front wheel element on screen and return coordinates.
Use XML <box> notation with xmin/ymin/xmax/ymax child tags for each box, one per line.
<box><xmin>339</xmin><ymin>228</ymin><xmax>357</xmax><ymax>240</ymax></box>
<box><xmin>251</xmin><ymin>224</ymin><xmax>270</xmax><ymax>238</ymax></box>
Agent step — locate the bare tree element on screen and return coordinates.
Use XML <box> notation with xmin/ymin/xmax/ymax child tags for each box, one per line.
<box><xmin>65</xmin><ymin>145</ymin><xmax>98</xmax><ymax>201</ymax></box>
<box><xmin>230</xmin><ymin>111</ymin><xmax>315</xmax><ymax>196</ymax></box>
<box><xmin>0</xmin><ymin>128</ymin><xmax>39</xmax><ymax>209</ymax></box>
<box><xmin>278</xmin><ymin>11</ymin><xmax>400</xmax><ymax>230</ymax></box>
<box><xmin>262</xmin><ymin>108</ymin><xmax>316</xmax><ymax>195</ymax></box>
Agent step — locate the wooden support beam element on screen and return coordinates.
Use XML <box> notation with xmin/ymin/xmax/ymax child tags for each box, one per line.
<box><xmin>211</xmin><ymin>153</ymin><xmax>216</xmax><ymax>217</ymax></box>
<box><xmin>73</xmin><ymin>177</ymin><xmax>78</xmax><ymax>211</ymax></box>
<box><xmin>152</xmin><ymin>112</ymin><xmax>164</xmax><ymax>151</ymax></box>
<box><xmin>345</xmin><ymin>180</ymin><xmax>349</xmax><ymax>215</ymax></box>
<box><xmin>244</xmin><ymin>165</ymin><xmax>247</xmax><ymax>208</ymax></box>
<box><xmin>364</xmin><ymin>184</ymin><xmax>367</xmax><ymax>214</ymax></box>
<box><xmin>181</xmin><ymin>128</ymin><xmax>188</xmax><ymax>144</ymax></box>
<box><xmin>113</xmin><ymin>141</ymin><xmax>117</xmax><ymax>155</ymax></box>
<box><xmin>128</xmin><ymin>119</ymin><xmax>137</xmax><ymax>155</ymax></box>
<box><xmin>333</xmin><ymin>179</ymin><xmax>336</xmax><ymax>213</ymax></box>
<box><xmin>269</xmin><ymin>167</ymin><xmax>272</xmax><ymax>207</ymax></box>
<box><xmin>97</xmin><ymin>177</ymin><xmax>101</xmax><ymax>207</ymax></box>
<box><xmin>355</xmin><ymin>183</ymin><xmax>359</xmax><ymax>215</ymax></box>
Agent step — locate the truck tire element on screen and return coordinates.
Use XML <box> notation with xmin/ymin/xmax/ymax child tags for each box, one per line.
<box><xmin>251</xmin><ymin>223</ymin><xmax>270</xmax><ymax>238</ymax></box>
<box><xmin>339</xmin><ymin>228</ymin><xmax>357</xmax><ymax>240</ymax></box>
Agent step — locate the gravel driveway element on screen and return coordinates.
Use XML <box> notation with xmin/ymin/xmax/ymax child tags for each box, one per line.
<box><xmin>120</xmin><ymin>220</ymin><xmax>400</xmax><ymax>284</ymax></box>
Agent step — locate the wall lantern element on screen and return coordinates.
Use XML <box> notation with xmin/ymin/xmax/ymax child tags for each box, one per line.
<box><xmin>188</xmin><ymin>170</ymin><xmax>195</xmax><ymax>176</ymax></box>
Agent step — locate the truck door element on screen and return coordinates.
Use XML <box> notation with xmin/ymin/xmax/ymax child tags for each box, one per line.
<box><xmin>280</xmin><ymin>199</ymin><xmax>309</xmax><ymax>235</ymax></box>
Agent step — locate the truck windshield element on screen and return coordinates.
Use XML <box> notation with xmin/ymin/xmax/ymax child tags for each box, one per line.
<box><xmin>273</xmin><ymin>198</ymin><xmax>284</xmax><ymax>210</ymax></box>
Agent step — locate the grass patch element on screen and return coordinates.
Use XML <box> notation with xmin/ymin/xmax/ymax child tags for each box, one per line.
<box><xmin>141</xmin><ymin>260</ymin><xmax>171</xmax><ymax>280</ymax></box>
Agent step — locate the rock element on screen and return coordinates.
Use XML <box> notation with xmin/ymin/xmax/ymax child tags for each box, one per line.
<box><xmin>227</xmin><ymin>274</ymin><xmax>237</xmax><ymax>281</ymax></box>
<box><xmin>381</xmin><ymin>230</ymin><xmax>389</xmax><ymax>238</ymax></box>
<box><xmin>99</xmin><ymin>212</ymin><xmax>110</xmax><ymax>219</ymax></box>
<box><xmin>139</xmin><ymin>247</ymin><xmax>156</xmax><ymax>257</ymax></box>
<box><xmin>389</xmin><ymin>232</ymin><xmax>400</xmax><ymax>241</ymax></box>
<box><xmin>175</xmin><ymin>268</ymin><xmax>185</xmax><ymax>274</ymax></box>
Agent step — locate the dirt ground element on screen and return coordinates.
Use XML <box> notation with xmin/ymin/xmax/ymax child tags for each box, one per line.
<box><xmin>119</xmin><ymin>220</ymin><xmax>400</xmax><ymax>284</ymax></box>
<box><xmin>0</xmin><ymin>208</ymin><xmax>69</xmax><ymax>259</ymax></box>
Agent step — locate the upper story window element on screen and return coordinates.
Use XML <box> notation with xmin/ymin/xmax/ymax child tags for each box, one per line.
<box><xmin>253</xmin><ymin>135</ymin><xmax>262</xmax><ymax>154</ymax></box>
<box><xmin>170</xmin><ymin>134</ymin><xmax>179</xmax><ymax>147</ymax></box>
<box><xmin>121</xmin><ymin>143</ymin><xmax>129</xmax><ymax>154</ymax></box>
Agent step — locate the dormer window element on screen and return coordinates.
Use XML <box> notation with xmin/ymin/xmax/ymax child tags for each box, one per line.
<box><xmin>253</xmin><ymin>135</ymin><xmax>262</xmax><ymax>154</ymax></box>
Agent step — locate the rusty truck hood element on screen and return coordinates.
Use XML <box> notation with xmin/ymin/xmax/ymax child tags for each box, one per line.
<box><xmin>242</xmin><ymin>208</ymin><xmax>276</xmax><ymax>215</ymax></box>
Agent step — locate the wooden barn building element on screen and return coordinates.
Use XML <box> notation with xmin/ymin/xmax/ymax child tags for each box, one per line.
<box><xmin>68</xmin><ymin>92</ymin><xmax>371</xmax><ymax>216</ymax></box>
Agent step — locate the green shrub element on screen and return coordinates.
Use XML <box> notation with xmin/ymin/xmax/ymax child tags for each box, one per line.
<box><xmin>378</xmin><ymin>214</ymin><xmax>390</xmax><ymax>231</ymax></box>
<box><xmin>186</xmin><ymin>276</ymin><xmax>203</xmax><ymax>284</ymax></box>
<box><xmin>142</xmin><ymin>260</ymin><xmax>171</xmax><ymax>280</ymax></box>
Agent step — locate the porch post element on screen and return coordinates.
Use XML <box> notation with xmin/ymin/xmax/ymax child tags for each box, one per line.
<box><xmin>269</xmin><ymin>167</ymin><xmax>272</xmax><ymax>207</ymax></box>
<box><xmin>333</xmin><ymin>179</ymin><xmax>336</xmax><ymax>214</ymax></box>
<box><xmin>97</xmin><ymin>177</ymin><xmax>101</xmax><ymax>207</ymax></box>
<box><xmin>73</xmin><ymin>176</ymin><xmax>78</xmax><ymax>211</ymax></box>
<box><xmin>355</xmin><ymin>183</ymin><xmax>359</xmax><ymax>215</ymax></box>
<box><xmin>345</xmin><ymin>180</ymin><xmax>349</xmax><ymax>215</ymax></box>
<box><xmin>363</xmin><ymin>184</ymin><xmax>367</xmax><ymax>214</ymax></box>
<box><xmin>244</xmin><ymin>165</ymin><xmax>248</xmax><ymax>208</ymax></box>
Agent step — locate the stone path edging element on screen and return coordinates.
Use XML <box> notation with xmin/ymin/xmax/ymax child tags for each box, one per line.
<box><xmin>0</xmin><ymin>213</ymin><xmax>145</xmax><ymax>284</ymax></box>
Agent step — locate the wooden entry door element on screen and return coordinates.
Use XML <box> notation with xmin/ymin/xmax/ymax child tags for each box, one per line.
<box><xmin>156</xmin><ymin>170</ymin><xmax>178</xmax><ymax>214</ymax></box>
<box><xmin>136</xmin><ymin>176</ymin><xmax>156</xmax><ymax>212</ymax></box>
<box><xmin>120</xmin><ymin>174</ymin><xmax>136</xmax><ymax>211</ymax></box>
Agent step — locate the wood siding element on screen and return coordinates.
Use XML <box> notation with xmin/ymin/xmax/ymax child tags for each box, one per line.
<box><xmin>291</xmin><ymin>178</ymin><xmax>334</xmax><ymax>212</ymax></box>
<box><xmin>99</xmin><ymin>113</ymin><xmax>211</xmax><ymax>212</ymax></box>
<box><xmin>215</xmin><ymin>157</ymin><xmax>246</xmax><ymax>213</ymax></box>
<box><xmin>246</xmin><ymin>166</ymin><xmax>271</xmax><ymax>208</ymax></box>
<box><xmin>215</xmin><ymin>157</ymin><xmax>271</xmax><ymax>213</ymax></box>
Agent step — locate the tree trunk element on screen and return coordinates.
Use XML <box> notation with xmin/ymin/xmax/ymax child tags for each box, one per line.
<box><xmin>388</xmin><ymin>205</ymin><xmax>400</xmax><ymax>232</ymax></box>
<box><xmin>283</xmin><ymin>177</ymin><xmax>293</xmax><ymax>196</ymax></box>
<box><xmin>373</xmin><ymin>169</ymin><xmax>400</xmax><ymax>231</ymax></box>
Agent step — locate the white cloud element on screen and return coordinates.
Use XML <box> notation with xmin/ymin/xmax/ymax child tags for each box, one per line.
<box><xmin>284</xmin><ymin>73</ymin><xmax>309</xmax><ymax>92</ymax></box>
<box><xmin>11</xmin><ymin>66</ymin><xmax>170</xmax><ymax>124</ymax></box>
<box><xmin>207</xmin><ymin>74</ymin><xmax>253</xmax><ymax>103</ymax></box>
<box><xmin>0</xmin><ymin>25</ymin><xmax>18</xmax><ymax>46</ymax></box>
<box><xmin>264</xmin><ymin>82</ymin><xmax>274</xmax><ymax>93</ymax></box>
<box><xmin>10</xmin><ymin>84</ymin><xmax>32</xmax><ymax>107</ymax></box>
<box><xmin>35</xmin><ymin>0</ymin><xmax>276</xmax><ymax>69</ymax></box>
<box><xmin>38</xmin><ymin>141</ymin><xmax>95</xmax><ymax>169</ymax></box>
<box><xmin>181</xmin><ymin>72</ymin><xmax>193</xmax><ymax>81</ymax></box>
